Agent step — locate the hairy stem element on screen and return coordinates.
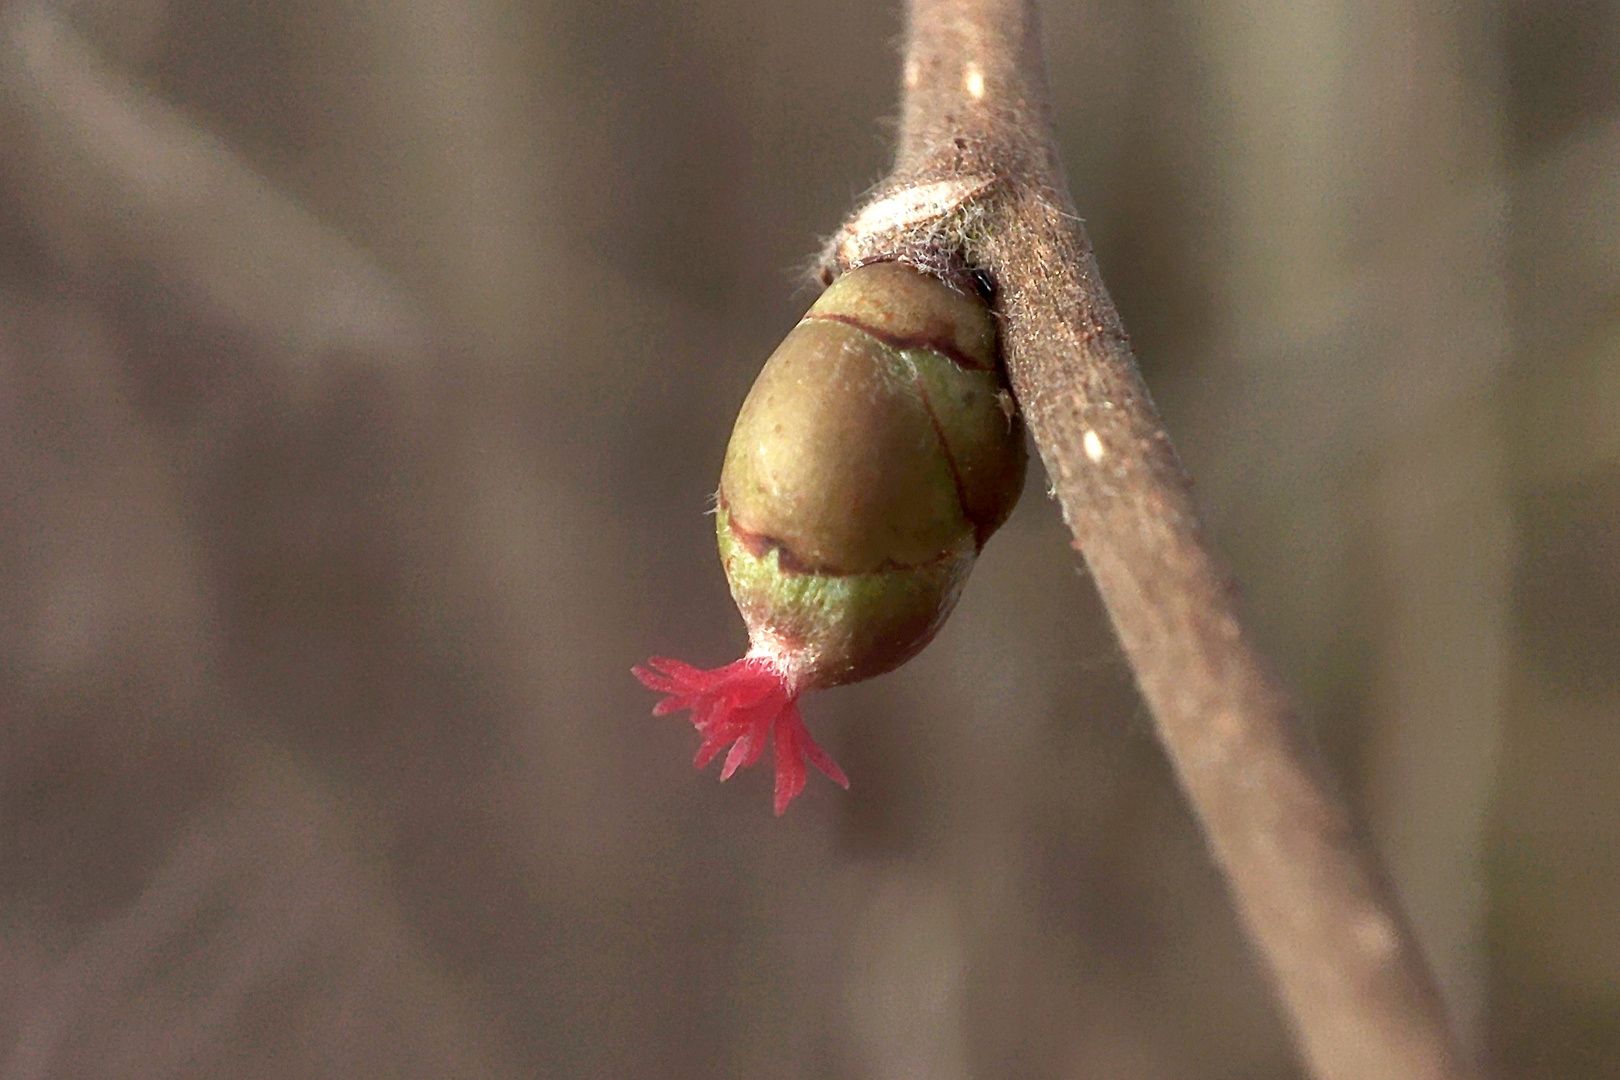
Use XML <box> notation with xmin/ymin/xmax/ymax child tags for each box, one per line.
<box><xmin>825</xmin><ymin>2</ymin><xmax>1479</xmax><ymax>1078</ymax></box>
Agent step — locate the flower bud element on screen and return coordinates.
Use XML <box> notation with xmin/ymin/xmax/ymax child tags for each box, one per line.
<box><xmin>636</xmin><ymin>261</ymin><xmax>1026</xmax><ymax>813</ymax></box>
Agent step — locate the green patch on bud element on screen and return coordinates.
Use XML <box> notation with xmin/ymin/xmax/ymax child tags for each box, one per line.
<box><xmin>717</xmin><ymin>504</ymin><xmax>975</xmax><ymax>689</ymax></box>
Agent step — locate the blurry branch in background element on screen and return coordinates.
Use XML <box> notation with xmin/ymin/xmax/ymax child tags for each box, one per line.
<box><xmin>823</xmin><ymin>2</ymin><xmax>1478</xmax><ymax>1079</ymax></box>
<box><xmin>0</xmin><ymin>9</ymin><xmax>511</xmax><ymax>1074</ymax></box>
<box><xmin>0</xmin><ymin>1</ymin><xmax>427</xmax><ymax>412</ymax></box>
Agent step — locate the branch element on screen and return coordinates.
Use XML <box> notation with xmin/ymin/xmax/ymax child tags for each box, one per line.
<box><xmin>824</xmin><ymin>3</ymin><xmax>1479</xmax><ymax>1078</ymax></box>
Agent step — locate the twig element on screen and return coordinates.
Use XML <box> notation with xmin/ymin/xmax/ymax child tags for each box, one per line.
<box><xmin>823</xmin><ymin>2</ymin><xmax>1479</xmax><ymax>1078</ymax></box>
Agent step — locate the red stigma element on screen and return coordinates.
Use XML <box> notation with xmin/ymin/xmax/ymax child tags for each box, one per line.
<box><xmin>633</xmin><ymin>656</ymin><xmax>849</xmax><ymax>815</ymax></box>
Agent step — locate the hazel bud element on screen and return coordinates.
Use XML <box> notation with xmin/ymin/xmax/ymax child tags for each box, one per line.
<box><xmin>635</xmin><ymin>261</ymin><xmax>1026</xmax><ymax>813</ymax></box>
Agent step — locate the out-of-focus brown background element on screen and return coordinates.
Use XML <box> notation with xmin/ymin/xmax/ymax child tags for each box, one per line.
<box><xmin>0</xmin><ymin>0</ymin><xmax>1614</xmax><ymax>1076</ymax></box>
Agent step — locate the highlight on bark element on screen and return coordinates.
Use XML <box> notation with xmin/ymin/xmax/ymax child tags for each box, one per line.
<box><xmin>634</xmin><ymin>260</ymin><xmax>1027</xmax><ymax>813</ymax></box>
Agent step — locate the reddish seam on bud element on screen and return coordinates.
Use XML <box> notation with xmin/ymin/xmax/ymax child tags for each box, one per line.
<box><xmin>725</xmin><ymin>515</ymin><xmax>822</xmax><ymax>574</ymax></box>
<box><xmin>802</xmin><ymin>312</ymin><xmax>991</xmax><ymax>371</ymax></box>
<box><xmin>907</xmin><ymin>371</ymin><xmax>985</xmax><ymax>549</ymax></box>
<box><xmin>722</xmin><ymin>498</ymin><xmax>969</xmax><ymax>577</ymax></box>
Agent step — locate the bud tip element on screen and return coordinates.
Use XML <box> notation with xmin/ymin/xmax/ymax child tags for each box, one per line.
<box><xmin>633</xmin><ymin>655</ymin><xmax>850</xmax><ymax>814</ymax></box>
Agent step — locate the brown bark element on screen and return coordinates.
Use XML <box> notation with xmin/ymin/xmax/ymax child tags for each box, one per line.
<box><xmin>822</xmin><ymin>2</ymin><xmax>1481</xmax><ymax>1078</ymax></box>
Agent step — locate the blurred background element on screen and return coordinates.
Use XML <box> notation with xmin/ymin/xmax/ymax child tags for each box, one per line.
<box><xmin>0</xmin><ymin>0</ymin><xmax>1613</xmax><ymax>1076</ymax></box>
